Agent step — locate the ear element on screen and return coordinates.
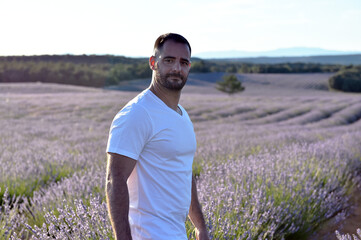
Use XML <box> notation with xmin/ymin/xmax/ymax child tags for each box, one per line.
<box><xmin>149</xmin><ymin>56</ymin><xmax>157</xmax><ymax>70</ymax></box>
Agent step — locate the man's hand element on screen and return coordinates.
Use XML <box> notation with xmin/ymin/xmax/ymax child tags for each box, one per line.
<box><xmin>195</xmin><ymin>228</ymin><xmax>210</xmax><ymax>240</ymax></box>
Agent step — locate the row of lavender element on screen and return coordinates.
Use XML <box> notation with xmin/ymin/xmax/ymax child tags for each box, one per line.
<box><xmin>184</xmin><ymin>93</ymin><xmax>361</xmax><ymax>239</ymax></box>
<box><xmin>1</xmin><ymin>84</ymin><xmax>361</xmax><ymax>239</ymax></box>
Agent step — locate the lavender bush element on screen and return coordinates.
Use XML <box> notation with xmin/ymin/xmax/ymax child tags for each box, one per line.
<box><xmin>1</xmin><ymin>81</ymin><xmax>361</xmax><ymax>239</ymax></box>
<box><xmin>24</xmin><ymin>195</ymin><xmax>112</xmax><ymax>240</ymax></box>
<box><xmin>336</xmin><ymin>229</ymin><xmax>361</xmax><ymax>240</ymax></box>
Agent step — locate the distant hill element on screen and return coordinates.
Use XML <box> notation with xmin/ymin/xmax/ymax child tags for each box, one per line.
<box><xmin>194</xmin><ymin>47</ymin><xmax>361</xmax><ymax>59</ymax></box>
<box><xmin>214</xmin><ymin>54</ymin><xmax>361</xmax><ymax>65</ymax></box>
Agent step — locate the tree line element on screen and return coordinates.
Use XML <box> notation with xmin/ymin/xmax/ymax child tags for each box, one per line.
<box><xmin>190</xmin><ymin>60</ymin><xmax>343</xmax><ymax>73</ymax></box>
<box><xmin>0</xmin><ymin>55</ymin><xmax>151</xmax><ymax>87</ymax></box>
<box><xmin>0</xmin><ymin>55</ymin><xmax>359</xmax><ymax>91</ymax></box>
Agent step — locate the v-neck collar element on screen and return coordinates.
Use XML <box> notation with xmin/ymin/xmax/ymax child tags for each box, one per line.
<box><xmin>147</xmin><ymin>89</ymin><xmax>184</xmax><ymax>118</ymax></box>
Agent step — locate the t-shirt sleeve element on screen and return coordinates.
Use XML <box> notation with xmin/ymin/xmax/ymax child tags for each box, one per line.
<box><xmin>106</xmin><ymin>105</ymin><xmax>152</xmax><ymax>161</ymax></box>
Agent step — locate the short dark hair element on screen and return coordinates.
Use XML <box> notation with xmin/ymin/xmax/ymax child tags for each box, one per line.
<box><xmin>153</xmin><ymin>33</ymin><xmax>191</xmax><ymax>56</ymax></box>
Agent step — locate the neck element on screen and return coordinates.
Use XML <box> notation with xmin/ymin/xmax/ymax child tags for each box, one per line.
<box><xmin>149</xmin><ymin>81</ymin><xmax>181</xmax><ymax>112</ymax></box>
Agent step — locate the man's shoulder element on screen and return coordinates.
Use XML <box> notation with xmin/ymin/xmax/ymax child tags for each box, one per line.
<box><xmin>111</xmin><ymin>99</ymin><xmax>153</xmax><ymax>134</ymax></box>
<box><xmin>118</xmin><ymin>101</ymin><xmax>149</xmax><ymax>120</ymax></box>
<box><xmin>116</xmin><ymin>90</ymin><xmax>152</xmax><ymax>120</ymax></box>
<box><xmin>125</xmin><ymin>89</ymin><xmax>153</xmax><ymax>108</ymax></box>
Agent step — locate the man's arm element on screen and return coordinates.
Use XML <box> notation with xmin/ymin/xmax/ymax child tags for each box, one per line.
<box><xmin>106</xmin><ymin>152</ymin><xmax>136</xmax><ymax>240</ymax></box>
<box><xmin>188</xmin><ymin>175</ymin><xmax>210</xmax><ymax>240</ymax></box>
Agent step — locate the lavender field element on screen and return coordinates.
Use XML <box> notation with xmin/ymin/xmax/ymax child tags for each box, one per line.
<box><xmin>1</xmin><ymin>73</ymin><xmax>361</xmax><ymax>239</ymax></box>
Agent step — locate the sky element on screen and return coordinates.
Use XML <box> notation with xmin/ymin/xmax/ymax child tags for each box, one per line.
<box><xmin>1</xmin><ymin>0</ymin><xmax>361</xmax><ymax>57</ymax></box>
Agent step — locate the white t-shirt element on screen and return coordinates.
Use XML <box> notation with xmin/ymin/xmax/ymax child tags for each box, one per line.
<box><xmin>106</xmin><ymin>89</ymin><xmax>197</xmax><ymax>240</ymax></box>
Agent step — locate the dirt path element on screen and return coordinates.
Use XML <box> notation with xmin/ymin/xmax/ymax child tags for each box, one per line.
<box><xmin>308</xmin><ymin>186</ymin><xmax>361</xmax><ymax>239</ymax></box>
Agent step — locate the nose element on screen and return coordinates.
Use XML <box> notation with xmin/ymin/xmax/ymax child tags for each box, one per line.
<box><xmin>172</xmin><ymin>61</ymin><xmax>181</xmax><ymax>72</ymax></box>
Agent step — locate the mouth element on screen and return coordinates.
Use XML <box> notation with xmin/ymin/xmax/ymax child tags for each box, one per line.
<box><xmin>169</xmin><ymin>77</ymin><xmax>182</xmax><ymax>82</ymax></box>
<box><xmin>166</xmin><ymin>73</ymin><xmax>184</xmax><ymax>81</ymax></box>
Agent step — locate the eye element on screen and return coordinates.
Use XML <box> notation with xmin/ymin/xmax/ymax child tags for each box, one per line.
<box><xmin>181</xmin><ymin>61</ymin><xmax>190</xmax><ymax>67</ymax></box>
<box><xmin>164</xmin><ymin>58</ymin><xmax>174</xmax><ymax>64</ymax></box>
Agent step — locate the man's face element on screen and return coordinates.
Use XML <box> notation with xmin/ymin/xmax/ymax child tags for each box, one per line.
<box><xmin>153</xmin><ymin>40</ymin><xmax>191</xmax><ymax>91</ymax></box>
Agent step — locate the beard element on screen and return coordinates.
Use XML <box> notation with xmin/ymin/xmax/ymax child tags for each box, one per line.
<box><xmin>155</xmin><ymin>71</ymin><xmax>188</xmax><ymax>91</ymax></box>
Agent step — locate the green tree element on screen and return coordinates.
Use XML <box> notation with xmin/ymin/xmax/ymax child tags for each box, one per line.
<box><xmin>238</xmin><ymin>64</ymin><xmax>250</xmax><ymax>73</ymax></box>
<box><xmin>216</xmin><ymin>74</ymin><xmax>245</xmax><ymax>94</ymax></box>
<box><xmin>225</xmin><ymin>65</ymin><xmax>237</xmax><ymax>73</ymax></box>
<box><xmin>329</xmin><ymin>66</ymin><xmax>361</xmax><ymax>92</ymax></box>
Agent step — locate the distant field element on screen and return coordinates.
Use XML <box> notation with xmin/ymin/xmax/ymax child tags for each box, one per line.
<box><xmin>1</xmin><ymin>73</ymin><xmax>361</xmax><ymax>239</ymax></box>
<box><xmin>106</xmin><ymin>72</ymin><xmax>335</xmax><ymax>95</ymax></box>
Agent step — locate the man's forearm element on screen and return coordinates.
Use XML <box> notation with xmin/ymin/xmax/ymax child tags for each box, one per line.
<box><xmin>106</xmin><ymin>177</ymin><xmax>132</xmax><ymax>240</ymax></box>
<box><xmin>188</xmin><ymin>176</ymin><xmax>208</xmax><ymax>234</ymax></box>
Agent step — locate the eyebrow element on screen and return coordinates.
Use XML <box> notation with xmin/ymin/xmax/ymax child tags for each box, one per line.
<box><xmin>163</xmin><ymin>56</ymin><xmax>190</xmax><ymax>63</ymax></box>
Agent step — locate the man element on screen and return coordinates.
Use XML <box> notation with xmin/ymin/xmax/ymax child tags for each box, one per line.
<box><xmin>106</xmin><ymin>33</ymin><xmax>209</xmax><ymax>240</ymax></box>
